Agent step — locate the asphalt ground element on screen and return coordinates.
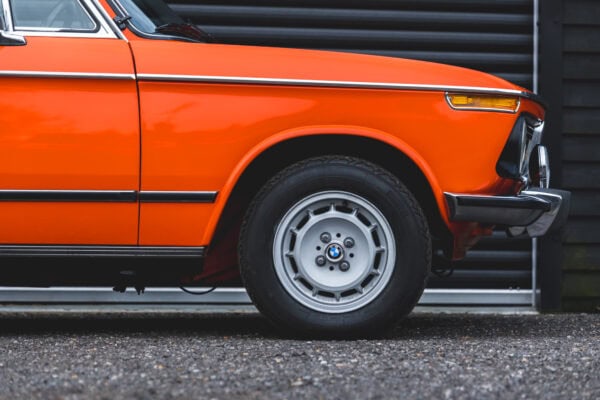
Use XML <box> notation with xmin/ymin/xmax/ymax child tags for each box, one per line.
<box><xmin>0</xmin><ymin>312</ymin><xmax>598</xmax><ymax>399</ymax></box>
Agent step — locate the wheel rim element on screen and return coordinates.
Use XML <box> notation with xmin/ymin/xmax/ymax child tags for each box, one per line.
<box><xmin>273</xmin><ymin>191</ymin><xmax>396</xmax><ymax>313</ymax></box>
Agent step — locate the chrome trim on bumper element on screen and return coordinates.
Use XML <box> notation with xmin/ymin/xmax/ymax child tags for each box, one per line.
<box><xmin>445</xmin><ymin>188</ymin><xmax>570</xmax><ymax>238</ymax></box>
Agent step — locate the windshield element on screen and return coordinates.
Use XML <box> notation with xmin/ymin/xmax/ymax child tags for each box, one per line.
<box><xmin>112</xmin><ymin>0</ymin><xmax>211</xmax><ymax>42</ymax></box>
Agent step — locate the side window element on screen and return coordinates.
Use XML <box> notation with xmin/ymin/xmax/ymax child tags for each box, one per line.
<box><xmin>10</xmin><ymin>0</ymin><xmax>97</xmax><ymax>32</ymax></box>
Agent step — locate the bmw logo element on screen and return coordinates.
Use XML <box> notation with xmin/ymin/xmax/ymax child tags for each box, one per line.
<box><xmin>325</xmin><ymin>243</ymin><xmax>344</xmax><ymax>262</ymax></box>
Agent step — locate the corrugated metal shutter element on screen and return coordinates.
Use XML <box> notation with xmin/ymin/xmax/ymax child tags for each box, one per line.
<box><xmin>167</xmin><ymin>0</ymin><xmax>535</xmax><ymax>297</ymax></box>
<box><xmin>169</xmin><ymin>0</ymin><xmax>534</xmax><ymax>88</ymax></box>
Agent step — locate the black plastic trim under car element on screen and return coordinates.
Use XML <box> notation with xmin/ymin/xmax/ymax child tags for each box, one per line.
<box><xmin>138</xmin><ymin>191</ymin><xmax>218</xmax><ymax>203</ymax></box>
<box><xmin>444</xmin><ymin>188</ymin><xmax>570</xmax><ymax>237</ymax></box>
<box><xmin>453</xmin><ymin>194</ymin><xmax>551</xmax><ymax>212</ymax></box>
<box><xmin>0</xmin><ymin>190</ymin><xmax>138</xmax><ymax>202</ymax></box>
<box><xmin>0</xmin><ymin>245</ymin><xmax>206</xmax><ymax>258</ymax></box>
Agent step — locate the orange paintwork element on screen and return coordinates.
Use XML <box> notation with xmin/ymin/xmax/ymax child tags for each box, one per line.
<box><xmin>0</xmin><ymin>36</ymin><xmax>139</xmax><ymax>244</ymax></box>
<box><xmin>0</xmin><ymin>3</ymin><xmax>545</xmax><ymax>258</ymax></box>
<box><xmin>131</xmin><ymin>40</ymin><xmax>543</xmax><ymax>246</ymax></box>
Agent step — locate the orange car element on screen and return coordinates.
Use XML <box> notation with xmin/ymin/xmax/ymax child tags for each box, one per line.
<box><xmin>0</xmin><ymin>0</ymin><xmax>569</xmax><ymax>335</ymax></box>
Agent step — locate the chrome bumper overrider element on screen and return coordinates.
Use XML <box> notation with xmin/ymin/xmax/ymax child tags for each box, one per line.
<box><xmin>444</xmin><ymin>188</ymin><xmax>570</xmax><ymax>237</ymax></box>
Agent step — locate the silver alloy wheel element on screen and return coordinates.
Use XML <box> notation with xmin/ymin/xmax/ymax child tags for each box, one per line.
<box><xmin>272</xmin><ymin>191</ymin><xmax>396</xmax><ymax>313</ymax></box>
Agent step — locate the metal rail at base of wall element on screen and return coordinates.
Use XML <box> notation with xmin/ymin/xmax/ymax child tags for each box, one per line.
<box><xmin>0</xmin><ymin>287</ymin><xmax>536</xmax><ymax>308</ymax></box>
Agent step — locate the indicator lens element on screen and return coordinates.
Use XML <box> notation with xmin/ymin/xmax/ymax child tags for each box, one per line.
<box><xmin>446</xmin><ymin>93</ymin><xmax>520</xmax><ymax>112</ymax></box>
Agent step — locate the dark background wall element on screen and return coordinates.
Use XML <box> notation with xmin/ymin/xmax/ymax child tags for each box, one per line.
<box><xmin>557</xmin><ymin>0</ymin><xmax>600</xmax><ymax>311</ymax></box>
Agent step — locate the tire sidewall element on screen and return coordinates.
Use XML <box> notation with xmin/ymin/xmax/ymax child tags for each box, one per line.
<box><xmin>240</xmin><ymin>158</ymin><xmax>430</xmax><ymax>336</ymax></box>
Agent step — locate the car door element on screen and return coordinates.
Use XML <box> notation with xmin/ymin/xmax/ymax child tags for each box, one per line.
<box><xmin>0</xmin><ymin>0</ymin><xmax>139</xmax><ymax>245</ymax></box>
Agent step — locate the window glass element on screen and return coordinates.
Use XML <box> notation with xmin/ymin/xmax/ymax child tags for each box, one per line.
<box><xmin>10</xmin><ymin>0</ymin><xmax>97</xmax><ymax>31</ymax></box>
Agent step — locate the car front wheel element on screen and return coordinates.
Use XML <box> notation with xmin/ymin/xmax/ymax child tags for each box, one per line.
<box><xmin>239</xmin><ymin>156</ymin><xmax>431</xmax><ymax>336</ymax></box>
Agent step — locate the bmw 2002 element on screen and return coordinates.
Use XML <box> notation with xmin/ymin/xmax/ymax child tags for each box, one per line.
<box><xmin>0</xmin><ymin>0</ymin><xmax>569</xmax><ymax>335</ymax></box>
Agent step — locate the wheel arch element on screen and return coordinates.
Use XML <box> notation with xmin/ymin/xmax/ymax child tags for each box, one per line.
<box><xmin>203</xmin><ymin>128</ymin><xmax>452</xmax><ymax>254</ymax></box>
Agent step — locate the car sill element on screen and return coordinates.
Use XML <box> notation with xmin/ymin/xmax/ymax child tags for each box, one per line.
<box><xmin>0</xmin><ymin>245</ymin><xmax>206</xmax><ymax>258</ymax></box>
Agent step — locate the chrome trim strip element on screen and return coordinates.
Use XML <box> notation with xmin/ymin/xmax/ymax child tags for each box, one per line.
<box><xmin>0</xmin><ymin>30</ymin><xmax>26</xmax><ymax>45</ymax></box>
<box><xmin>138</xmin><ymin>73</ymin><xmax>535</xmax><ymax>96</ymax></box>
<box><xmin>91</xmin><ymin>0</ymin><xmax>126</xmax><ymax>40</ymax></box>
<box><xmin>0</xmin><ymin>190</ymin><xmax>137</xmax><ymax>202</ymax></box>
<box><xmin>10</xmin><ymin>30</ymin><xmax>114</xmax><ymax>39</ymax></box>
<box><xmin>0</xmin><ymin>71</ymin><xmax>135</xmax><ymax>80</ymax></box>
<box><xmin>0</xmin><ymin>245</ymin><xmax>205</xmax><ymax>258</ymax></box>
<box><xmin>9</xmin><ymin>0</ymin><xmax>117</xmax><ymax>39</ymax></box>
<box><xmin>139</xmin><ymin>191</ymin><xmax>218</xmax><ymax>203</ymax></box>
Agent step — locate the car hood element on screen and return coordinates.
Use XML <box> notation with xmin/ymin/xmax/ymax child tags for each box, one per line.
<box><xmin>130</xmin><ymin>40</ymin><xmax>524</xmax><ymax>92</ymax></box>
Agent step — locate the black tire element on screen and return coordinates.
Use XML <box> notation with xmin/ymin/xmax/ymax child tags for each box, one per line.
<box><xmin>239</xmin><ymin>156</ymin><xmax>431</xmax><ymax>337</ymax></box>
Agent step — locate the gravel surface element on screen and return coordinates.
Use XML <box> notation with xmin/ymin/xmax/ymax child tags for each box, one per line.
<box><xmin>0</xmin><ymin>312</ymin><xmax>598</xmax><ymax>399</ymax></box>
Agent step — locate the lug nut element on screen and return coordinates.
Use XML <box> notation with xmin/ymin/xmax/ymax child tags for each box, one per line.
<box><xmin>320</xmin><ymin>232</ymin><xmax>331</xmax><ymax>243</ymax></box>
<box><xmin>315</xmin><ymin>256</ymin><xmax>326</xmax><ymax>267</ymax></box>
<box><xmin>343</xmin><ymin>237</ymin><xmax>355</xmax><ymax>248</ymax></box>
<box><xmin>339</xmin><ymin>261</ymin><xmax>350</xmax><ymax>271</ymax></box>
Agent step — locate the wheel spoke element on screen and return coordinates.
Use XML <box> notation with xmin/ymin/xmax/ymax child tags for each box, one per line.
<box><xmin>273</xmin><ymin>190</ymin><xmax>396</xmax><ymax>313</ymax></box>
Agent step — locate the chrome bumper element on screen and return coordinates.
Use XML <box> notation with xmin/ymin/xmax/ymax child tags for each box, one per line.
<box><xmin>444</xmin><ymin>188</ymin><xmax>571</xmax><ymax>237</ymax></box>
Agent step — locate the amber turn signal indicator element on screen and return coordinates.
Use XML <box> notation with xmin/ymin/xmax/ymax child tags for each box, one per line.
<box><xmin>445</xmin><ymin>93</ymin><xmax>520</xmax><ymax>113</ymax></box>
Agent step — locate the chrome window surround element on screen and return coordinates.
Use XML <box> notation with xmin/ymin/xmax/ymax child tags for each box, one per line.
<box><xmin>12</xmin><ymin>0</ymin><xmax>99</xmax><ymax>33</ymax></box>
<box><xmin>1</xmin><ymin>0</ymin><xmax>118</xmax><ymax>39</ymax></box>
<box><xmin>1</xmin><ymin>0</ymin><xmax>13</xmax><ymax>31</ymax></box>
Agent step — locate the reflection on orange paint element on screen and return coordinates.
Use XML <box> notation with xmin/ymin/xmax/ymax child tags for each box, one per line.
<box><xmin>0</xmin><ymin>36</ymin><xmax>139</xmax><ymax>244</ymax></box>
<box><xmin>0</xmin><ymin>22</ymin><xmax>545</xmax><ymax>258</ymax></box>
<box><xmin>139</xmin><ymin>203</ymin><xmax>213</xmax><ymax>246</ymax></box>
<box><xmin>0</xmin><ymin>203</ymin><xmax>137</xmax><ymax>244</ymax></box>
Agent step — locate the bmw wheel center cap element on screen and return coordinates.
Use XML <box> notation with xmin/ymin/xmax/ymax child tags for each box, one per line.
<box><xmin>325</xmin><ymin>243</ymin><xmax>344</xmax><ymax>262</ymax></box>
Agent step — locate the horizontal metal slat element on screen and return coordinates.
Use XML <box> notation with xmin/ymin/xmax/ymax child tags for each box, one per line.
<box><xmin>198</xmin><ymin>26</ymin><xmax>532</xmax><ymax>51</ymax></box>
<box><xmin>343</xmin><ymin>50</ymin><xmax>532</xmax><ymax>67</ymax></box>
<box><xmin>563</xmin><ymin>136</ymin><xmax>600</xmax><ymax>162</ymax></box>
<box><xmin>563</xmin><ymin>163</ymin><xmax>600</xmax><ymax>189</ymax></box>
<box><xmin>174</xmin><ymin>5</ymin><xmax>531</xmax><ymax>32</ymax></box>
<box><xmin>171</xmin><ymin>0</ymin><xmax>532</xmax><ymax>13</ymax></box>
<box><xmin>458</xmin><ymin>250</ymin><xmax>531</xmax><ymax>264</ymax></box>
<box><xmin>563</xmin><ymin>107</ymin><xmax>600</xmax><ymax>135</ymax></box>
<box><xmin>565</xmin><ymin>218</ymin><xmax>600</xmax><ymax>244</ymax></box>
